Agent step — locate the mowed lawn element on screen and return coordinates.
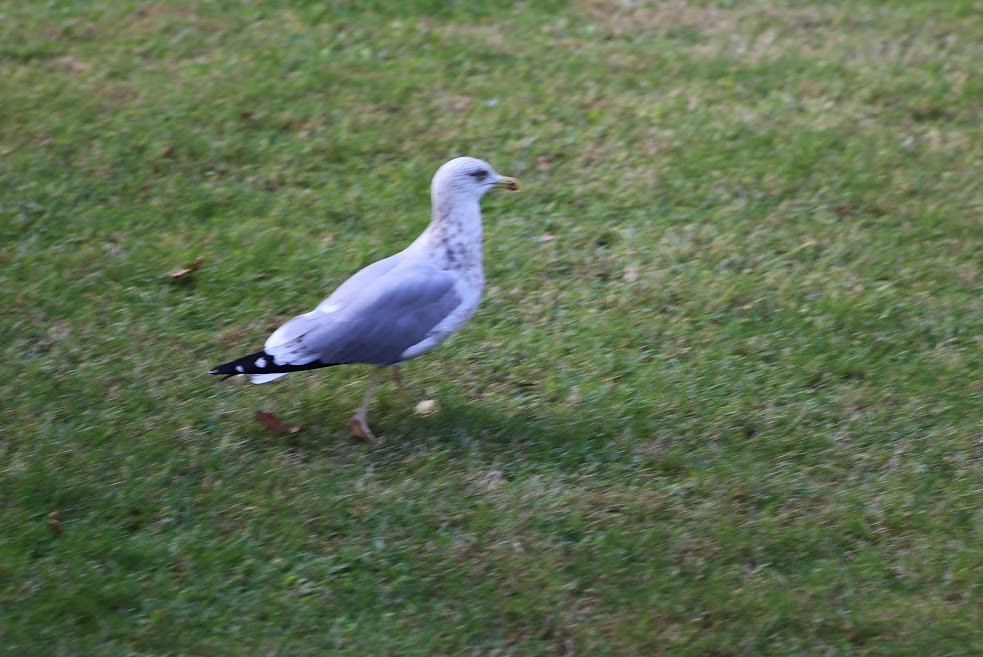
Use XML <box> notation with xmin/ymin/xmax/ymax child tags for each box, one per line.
<box><xmin>2</xmin><ymin>0</ymin><xmax>981</xmax><ymax>654</ymax></box>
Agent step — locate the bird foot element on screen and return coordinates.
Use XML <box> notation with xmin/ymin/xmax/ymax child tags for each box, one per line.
<box><xmin>346</xmin><ymin>412</ymin><xmax>378</xmax><ymax>443</ymax></box>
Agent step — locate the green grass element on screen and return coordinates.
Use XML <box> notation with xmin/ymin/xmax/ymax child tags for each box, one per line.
<box><xmin>2</xmin><ymin>0</ymin><xmax>981</xmax><ymax>654</ymax></box>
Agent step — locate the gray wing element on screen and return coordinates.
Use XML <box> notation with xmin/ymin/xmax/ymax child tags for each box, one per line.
<box><xmin>264</xmin><ymin>263</ymin><xmax>462</xmax><ymax>367</ymax></box>
<box><xmin>315</xmin><ymin>252</ymin><xmax>404</xmax><ymax>311</ymax></box>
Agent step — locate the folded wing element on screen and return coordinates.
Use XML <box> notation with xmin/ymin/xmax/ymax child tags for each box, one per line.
<box><xmin>264</xmin><ymin>263</ymin><xmax>463</xmax><ymax>369</ymax></box>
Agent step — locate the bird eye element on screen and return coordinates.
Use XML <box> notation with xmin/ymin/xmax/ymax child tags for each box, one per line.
<box><xmin>469</xmin><ymin>169</ymin><xmax>489</xmax><ymax>180</ymax></box>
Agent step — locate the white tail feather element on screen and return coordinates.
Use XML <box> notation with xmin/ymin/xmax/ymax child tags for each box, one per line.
<box><xmin>251</xmin><ymin>372</ymin><xmax>289</xmax><ymax>384</ymax></box>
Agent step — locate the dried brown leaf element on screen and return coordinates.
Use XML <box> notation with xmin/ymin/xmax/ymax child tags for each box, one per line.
<box><xmin>48</xmin><ymin>510</ymin><xmax>63</xmax><ymax>535</ymax></box>
<box><xmin>254</xmin><ymin>410</ymin><xmax>303</xmax><ymax>435</ymax></box>
<box><xmin>168</xmin><ymin>256</ymin><xmax>205</xmax><ymax>280</ymax></box>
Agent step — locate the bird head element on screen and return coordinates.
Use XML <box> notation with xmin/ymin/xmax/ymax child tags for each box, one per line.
<box><xmin>431</xmin><ymin>157</ymin><xmax>519</xmax><ymax>203</ymax></box>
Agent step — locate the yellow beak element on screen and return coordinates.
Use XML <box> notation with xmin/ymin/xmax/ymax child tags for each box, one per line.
<box><xmin>492</xmin><ymin>176</ymin><xmax>520</xmax><ymax>191</ymax></box>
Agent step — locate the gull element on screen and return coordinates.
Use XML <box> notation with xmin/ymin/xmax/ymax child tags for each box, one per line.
<box><xmin>209</xmin><ymin>157</ymin><xmax>519</xmax><ymax>441</ymax></box>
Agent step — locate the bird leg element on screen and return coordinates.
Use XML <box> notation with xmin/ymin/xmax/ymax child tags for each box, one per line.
<box><xmin>390</xmin><ymin>365</ymin><xmax>409</xmax><ymax>406</ymax></box>
<box><xmin>347</xmin><ymin>367</ymin><xmax>387</xmax><ymax>443</ymax></box>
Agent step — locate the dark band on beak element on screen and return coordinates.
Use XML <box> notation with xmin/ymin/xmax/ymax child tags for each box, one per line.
<box><xmin>492</xmin><ymin>176</ymin><xmax>520</xmax><ymax>191</ymax></box>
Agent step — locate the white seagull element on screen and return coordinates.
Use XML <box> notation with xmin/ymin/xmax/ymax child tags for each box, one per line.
<box><xmin>210</xmin><ymin>157</ymin><xmax>519</xmax><ymax>440</ymax></box>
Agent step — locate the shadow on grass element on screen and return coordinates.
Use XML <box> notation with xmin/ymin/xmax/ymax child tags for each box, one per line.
<box><xmin>273</xmin><ymin>390</ymin><xmax>635</xmax><ymax>475</ymax></box>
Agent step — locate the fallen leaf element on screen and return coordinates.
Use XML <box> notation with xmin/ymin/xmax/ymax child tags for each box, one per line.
<box><xmin>623</xmin><ymin>263</ymin><xmax>639</xmax><ymax>283</ymax></box>
<box><xmin>535</xmin><ymin>233</ymin><xmax>556</xmax><ymax>242</ymax></box>
<box><xmin>254</xmin><ymin>410</ymin><xmax>303</xmax><ymax>435</ymax></box>
<box><xmin>414</xmin><ymin>399</ymin><xmax>439</xmax><ymax>416</ymax></box>
<box><xmin>240</xmin><ymin>110</ymin><xmax>254</xmax><ymax>120</ymax></box>
<box><xmin>535</xmin><ymin>155</ymin><xmax>553</xmax><ymax>171</ymax></box>
<box><xmin>168</xmin><ymin>256</ymin><xmax>205</xmax><ymax>280</ymax></box>
<box><xmin>161</xmin><ymin>144</ymin><xmax>175</xmax><ymax>157</ymax></box>
<box><xmin>48</xmin><ymin>510</ymin><xmax>63</xmax><ymax>535</ymax></box>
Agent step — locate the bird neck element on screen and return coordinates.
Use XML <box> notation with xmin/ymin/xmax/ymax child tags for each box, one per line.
<box><xmin>418</xmin><ymin>196</ymin><xmax>484</xmax><ymax>272</ymax></box>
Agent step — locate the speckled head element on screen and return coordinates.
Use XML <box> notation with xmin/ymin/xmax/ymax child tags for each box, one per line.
<box><xmin>431</xmin><ymin>157</ymin><xmax>519</xmax><ymax>205</ymax></box>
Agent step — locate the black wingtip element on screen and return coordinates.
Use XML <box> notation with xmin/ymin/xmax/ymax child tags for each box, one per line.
<box><xmin>208</xmin><ymin>362</ymin><xmax>241</xmax><ymax>379</ymax></box>
<box><xmin>209</xmin><ymin>350</ymin><xmax>334</xmax><ymax>378</ymax></box>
